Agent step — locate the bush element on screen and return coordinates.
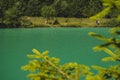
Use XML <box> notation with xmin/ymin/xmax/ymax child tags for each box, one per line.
<box><xmin>20</xmin><ymin>19</ymin><xmax>32</xmax><ymax>27</ymax></box>
<box><xmin>53</xmin><ymin>19</ymin><xmax>59</xmax><ymax>25</ymax></box>
<box><xmin>60</xmin><ymin>24</ymin><xmax>81</xmax><ymax>27</ymax></box>
<box><xmin>3</xmin><ymin>19</ymin><xmax>21</xmax><ymax>28</ymax></box>
<box><xmin>103</xmin><ymin>19</ymin><xmax>120</xmax><ymax>27</ymax></box>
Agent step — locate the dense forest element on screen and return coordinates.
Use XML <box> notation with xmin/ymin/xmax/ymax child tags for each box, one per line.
<box><xmin>0</xmin><ymin>0</ymin><xmax>103</xmax><ymax>17</ymax></box>
<box><xmin>0</xmin><ymin>0</ymin><xmax>119</xmax><ymax>27</ymax></box>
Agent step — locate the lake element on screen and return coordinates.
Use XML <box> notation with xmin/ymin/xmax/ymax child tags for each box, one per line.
<box><xmin>0</xmin><ymin>28</ymin><xmax>117</xmax><ymax>80</ymax></box>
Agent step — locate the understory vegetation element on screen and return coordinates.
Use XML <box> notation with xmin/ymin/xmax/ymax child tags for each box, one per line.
<box><xmin>21</xmin><ymin>17</ymin><xmax>120</xmax><ymax>28</ymax></box>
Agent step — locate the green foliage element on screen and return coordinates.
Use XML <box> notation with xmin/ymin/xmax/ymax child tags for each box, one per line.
<box><xmin>52</xmin><ymin>19</ymin><xmax>59</xmax><ymax>25</ymax></box>
<box><xmin>89</xmin><ymin>0</ymin><xmax>120</xmax><ymax>78</ymax></box>
<box><xmin>1</xmin><ymin>1</ymin><xmax>23</xmax><ymax>27</ymax></box>
<box><xmin>90</xmin><ymin>7</ymin><xmax>111</xmax><ymax>20</ymax></box>
<box><xmin>20</xmin><ymin>18</ymin><xmax>32</xmax><ymax>27</ymax></box>
<box><xmin>80</xmin><ymin>0</ymin><xmax>103</xmax><ymax>18</ymax></box>
<box><xmin>103</xmin><ymin>19</ymin><xmax>120</xmax><ymax>27</ymax></box>
<box><xmin>89</xmin><ymin>28</ymin><xmax>120</xmax><ymax>61</ymax></box>
<box><xmin>22</xmin><ymin>28</ymin><xmax>120</xmax><ymax>80</ymax></box>
<box><xmin>90</xmin><ymin>65</ymin><xmax>120</xmax><ymax>80</ymax></box>
<box><xmin>90</xmin><ymin>0</ymin><xmax>120</xmax><ymax>20</ymax></box>
<box><xmin>22</xmin><ymin>49</ymin><xmax>91</xmax><ymax>80</ymax></box>
<box><xmin>2</xmin><ymin>0</ymin><xmax>116</xmax><ymax>27</ymax></box>
<box><xmin>41</xmin><ymin>6</ymin><xmax>56</xmax><ymax>24</ymax></box>
<box><xmin>41</xmin><ymin>6</ymin><xmax>56</xmax><ymax>19</ymax></box>
<box><xmin>89</xmin><ymin>28</ymin><xmax>120</xmax><ymax>80</ymax></box>
<box><xmin>24</xmin><ymin>0</ymin><xmax>42</xmax><ymax>16</ymax></box>
<box><xmin>117</xmin><ymin>15</ymin><xmax>120</xmax><ymax>21</ymax></box>
<box><xmin>0</xmin><ymin>0</ymin><xmax>103</xmax><ymax>18</ymax></box>
<box><xmin>52</xmin><ymin>0</ymin><xmax>69</xmax><ymax>17</ymax></box>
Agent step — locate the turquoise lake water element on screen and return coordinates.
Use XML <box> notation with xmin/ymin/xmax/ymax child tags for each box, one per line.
<box><xmin>0</xmin><ymin>28</ymin><xmax>117</xmax><ymax>80</ymax></box>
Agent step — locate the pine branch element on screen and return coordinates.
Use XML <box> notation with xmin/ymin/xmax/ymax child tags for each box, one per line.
<box><xmin>102</xmin><ymin>48</ymin><xmax>120</xmax><ymax>61</ymax></box>
<box><xmin>32</xmin><ymin>49</ymin><xmax>71</xmax><ymax>80</ymax></box>
<box><xmin>88</xmin><ymin>32</ymin><xmax>112</xmax><ymax>42</ymax></box>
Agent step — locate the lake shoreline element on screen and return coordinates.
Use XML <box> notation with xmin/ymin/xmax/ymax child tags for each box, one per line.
<box><xmin>0</xmin><ymin>17</ymin><xmax>118</xmax><ymax>28</ymax></box>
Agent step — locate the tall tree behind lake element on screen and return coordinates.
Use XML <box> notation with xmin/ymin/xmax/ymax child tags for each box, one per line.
<box><xmin>3</xmin><ymin>0</ymin><xmax>120</xmax><ymax>19</ymax></box>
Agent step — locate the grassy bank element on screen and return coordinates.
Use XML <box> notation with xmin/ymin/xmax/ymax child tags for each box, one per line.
<box><xmin>22</xmin><ymin>17</ymin><xmax>118</xmax><ymax>28</ymax></box>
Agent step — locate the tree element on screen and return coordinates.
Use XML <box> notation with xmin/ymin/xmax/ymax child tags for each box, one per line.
<box><xmin>81</xmin><ymin>0</ymin><xmax>103</xmax><ymax>17</ymax></box>
<box><xmin>24</xmin><ymin>0</ymin><xmax>42</xmax><ymax>16</ymax></box>
<box><xmin>4</xmin><ymin>1</ymin><xmax>22</xmax><ymax>27</ymax></box>
<box><xmin>0</xmin><ymin>0</ymin><xmax>5</xmax><ymax>23</ymax></box>
<box><xmin>41</xmin><ymin>6</ymin><xmax>56</xmax><ymax>24</ymax></box>
<box><xmin>88</xmin><ymin>27</ymin><xmax>120</xmax><ymax>80</ymax></box>
<box><xmin>0</xmin><ymin>0</ymin><xmax>106</xmax><ymax>21</ymax></box>
<box><xmin>52</xmin><ymin>0</ymin><xmax>69</xmax><ymax>17</ymax></box>
<box><xmin>90</xmin><ymin>0</ymin><xmax>120</xmax><ymax>20</ymax></box>
<box><xmin>22</xmin><ymin>30</ymin><xmax>120</xmax><ymax>80</ymax></box>
<box><xmin>0</xmin><ymin>0</ymin><xmax>15</xmax><ymax>27</ymax></box>
<box><xmin>22</xmin><ymin>49</ymin><xmax>91</xmax><ymax>80</ymax></box>
<box><xmin>88</xmin><ymin>0</ymin><xmax>120</xmax><ymax>79</ymax></box>
<box><xmin>21</xmin><ymin>0</ymin><xmax>120</xmax><ymax>79</ymax></box>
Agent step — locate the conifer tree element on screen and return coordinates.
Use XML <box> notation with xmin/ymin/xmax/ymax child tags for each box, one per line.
<box><xmin>22</xmin><ymin>49</ymin><xmax>91</xmax><ymax>80</ymax></box>
<box><xmin>22</xmin><ymin>29</ymin><xmax>120</xmax><ymax>80</ymax></box>
<box><xmin>90</xmin><ymin>0</ymin><xmax>120</xmax><ymax>20</ymax></box>
<box><xmin>88</xmin><ymin>27</ymin><xmax>120</xmax><ymax>80</ymax></box>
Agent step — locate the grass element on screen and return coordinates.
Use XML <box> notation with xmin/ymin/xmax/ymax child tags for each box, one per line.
<box><xmin>22</xmin><ymin>16</ymin><xmax>115</xmax><ymax>28</ymax></box>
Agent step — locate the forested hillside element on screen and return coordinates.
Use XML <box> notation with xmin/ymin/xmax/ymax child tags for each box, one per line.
<box><xmin>0</xmin><ymin>0</ymin><xmax>104</xmax><ymax>17</ymax></box>
<box><xmin>0</xmin><ymin>0</ymin><xmax>119</xmax><ymax>28</ymax></box>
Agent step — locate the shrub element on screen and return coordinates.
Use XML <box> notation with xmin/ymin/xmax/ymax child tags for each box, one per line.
<box><xmin>103</xmin><ymin>19</ymin><xmax>120</xmax><ymax>27</ymax></box>
<box><xmin>53</xmin><ymin>19</ymin><xmax>59</xmax><ymax>25</ymax></box>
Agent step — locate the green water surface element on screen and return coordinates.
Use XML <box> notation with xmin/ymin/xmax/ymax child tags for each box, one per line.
<box><xmin>0</xmin><ymin>28</ymin><xmax>117</xmax><ymax>80</ymax></box>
